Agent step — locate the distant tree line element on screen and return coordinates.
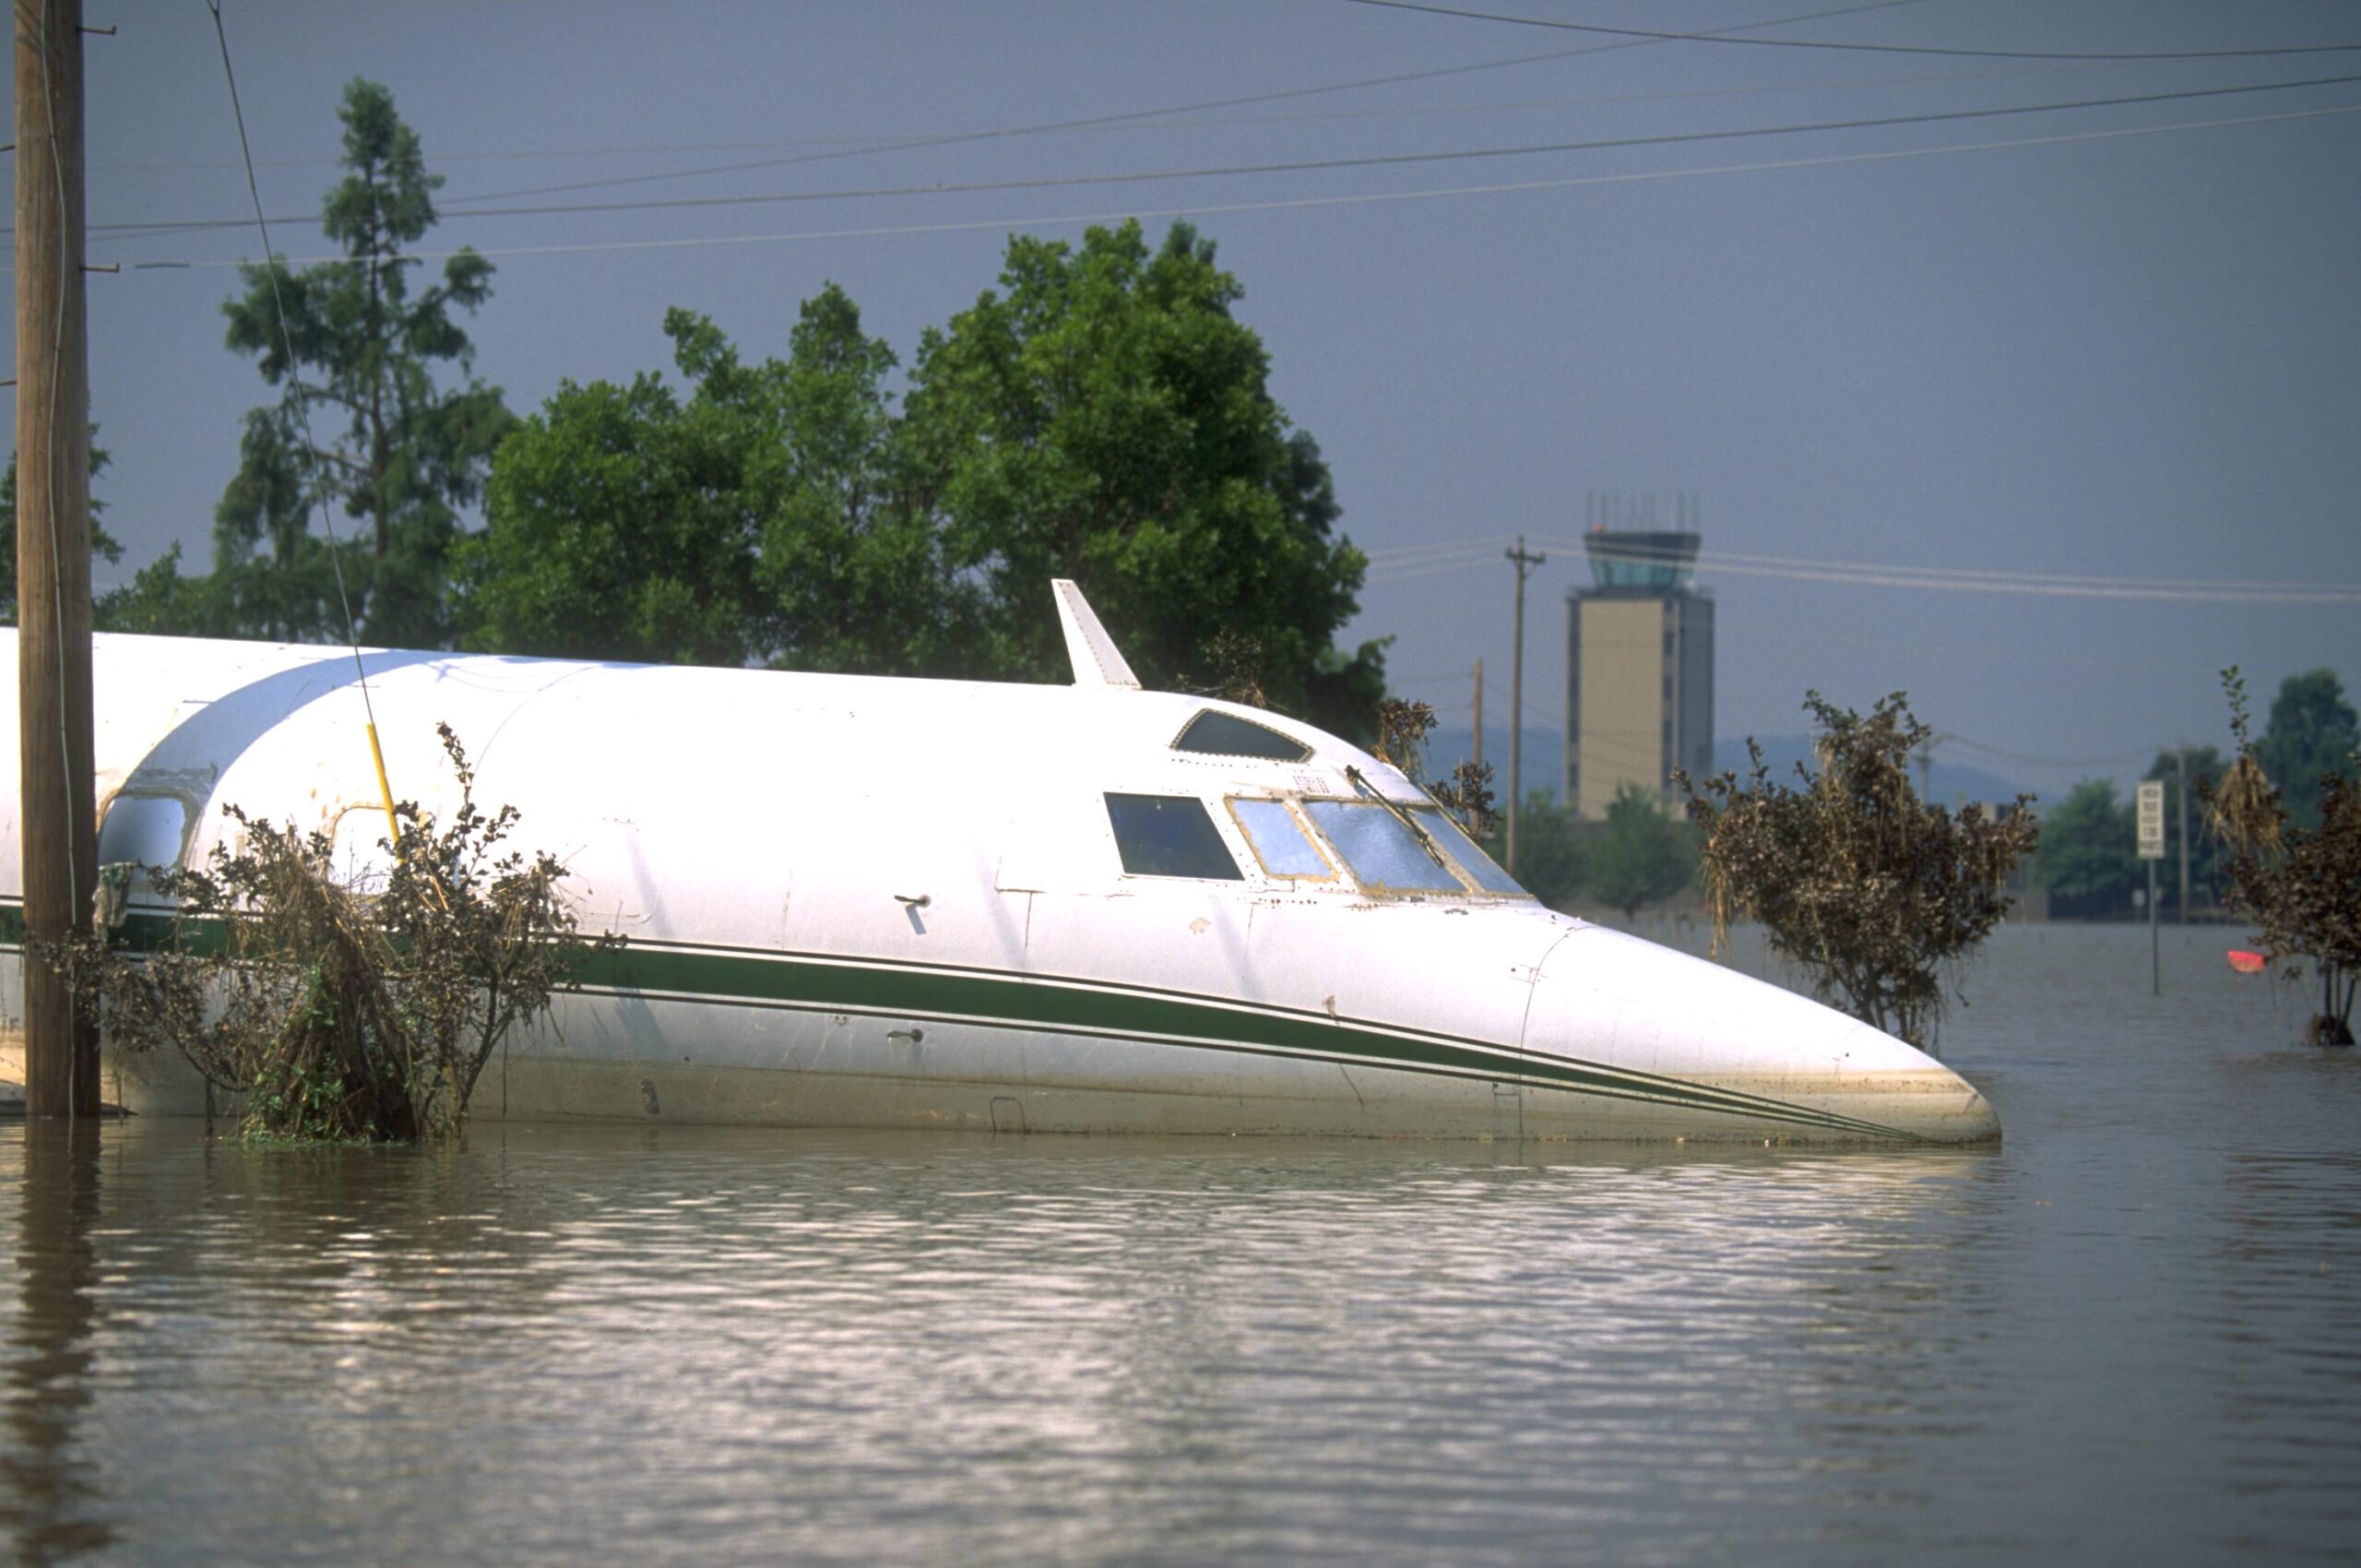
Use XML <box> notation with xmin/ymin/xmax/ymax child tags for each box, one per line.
<box><xmin>1478</xmin><ymin>785</ymin><xmax>1702</xmax><ymax>921</ymax></box>
<box><xmin>2032</xmin><ymin>668</ymin><xmax>2355</xmax><ymax>920</ymax></box>
<box><xmin>37</xmin><ymin>80</ymin><xmax>1385</xmax><ymax>741</ymax></box>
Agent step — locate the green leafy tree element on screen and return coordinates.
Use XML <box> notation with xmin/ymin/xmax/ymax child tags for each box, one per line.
<box><xmin>902</xmin><ymin>220</ymin><xmax>1384</xmax><ymax>734</ymax></box>
<box><xmin>1585</xmin><ymin>782</ymin><xmax>1698</xmax><ymax>920</ymax></box>
<box><xmin>457</xmin><ymin>290</ymin><xmax>966</xmax><ymax>671</ymax></box>
<box><xmin>456</xmin><ymin>370</ymin><xmax>767</xmax><ymax>666</ymax></box>
<box><xmin>2031</xmin><ymin>778</ymin><xmax>2138</xmax><ymax>912</ymax></box>
<box><xmin>467</xmin><ymin>224</ymin><xmax>1380</xmax><ymax>722</ymax></box>
<box><xmin>218</xmin><ymin>77</ymin><xmax>512</xmax><ymax>647</ymax></box>
<box><xmin>2254</xmin><ymin>669</ymin><xmax>2357</xmax><ymax>833</ymax></box>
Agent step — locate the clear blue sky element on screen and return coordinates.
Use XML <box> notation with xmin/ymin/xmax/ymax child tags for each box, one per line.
<box><xmin>7</xmin><ymin>0</ymin><xmax>2356</xmax><ymax>799</ymax></box>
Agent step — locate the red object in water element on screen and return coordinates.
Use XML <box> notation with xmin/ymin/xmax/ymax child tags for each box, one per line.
<box><xmin>2227</xmin><ymin>950</ymin><xmax>2268</xmax><ymax>975</ymax></box>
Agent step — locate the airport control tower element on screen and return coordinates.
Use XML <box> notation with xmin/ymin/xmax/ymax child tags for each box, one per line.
<box><xmin>1563</xmin><ymin>517</ymin><xmax>1714</xmax><ymax>820</ymax></box>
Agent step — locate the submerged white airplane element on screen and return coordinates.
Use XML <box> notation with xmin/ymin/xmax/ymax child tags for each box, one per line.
<box><xmin>0</xmin><ymin>584</ymin><xmax>1998</xmax><ymax>1143</ymax></box>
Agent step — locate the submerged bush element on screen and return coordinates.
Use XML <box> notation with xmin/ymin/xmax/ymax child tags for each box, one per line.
<box><xmin>60</xmin><ymin>724</ymin><xmax>616</xmax><ymax>1140</ymax></box>
<box><xmin>2203</xmin><ymin>669</ymin><xmax>2359</xmax><ymax>1047</ymax></box>
<box><xmin>1678</xmin><ymin>693</ymin><xmax>2037</xmax><ymax>1051</ymax></box>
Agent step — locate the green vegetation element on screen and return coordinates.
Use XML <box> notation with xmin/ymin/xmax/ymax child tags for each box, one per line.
<box><xmin>55</xmin><ymin>727</ymin><xmax>610</xmax><ymax>1141</ymax></box>
<box><xmin>1493</xmin><ymin>791</ymin><xmax>1583</xmax><ymax>909</ymax></box>
<box><xmin>461</xmin><ymin>220</ymin><xmax>1382</xmax><ymax>731</ymax></box>
<box><xmin>2030</xmin><ymin>671</ymin><xmax>2347</xmax><ymax>920</ymax></box>
<box><xmin>2252</xmin><ymin>670</ymin><xmax>2358</xmax><ymax>835</ymax></box>
<box><xmin>1585</xmin><ymin>783</ymin><xmax>1699</xmax><ymax>920</ymax></box>
<box><xmin>2030</xmin><ymin>778</ymin><xmax>2138</xmax><ymax>913</ymax></box>
<box><xmin>219</xmin><ymin>77</ymin><xmax>511</xmax><ymax>647</ymax></box>
<box><xmin>92</xmin><ymin>80</ymin><xmax>1381</xmax><ymax>739</ymax></box>
<box><xmin>2205</xmin><ymin>669</ymin><xmax>2359</xmax><ymax>1047</ymax></box>
<box><xmin>1679</xmin><ymin>694</ymin><xmax>2038</xmax><ymax>1050</ymax></box>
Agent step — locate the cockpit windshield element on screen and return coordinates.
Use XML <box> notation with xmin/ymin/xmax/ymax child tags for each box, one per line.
<box><xmin>1299</xmin><ymin>801</ymin><xmax>1463</xmax><ymax>893</ymax></box>
<box><xmin>1411</xmin><ymin>806</ymin><xmax>1529</xmax><ymax>897</ymax></box>
<box><xmin>1227</xmin><ymin>798</ymin><xmax>1333</xmax><ymax>878</ymax></box>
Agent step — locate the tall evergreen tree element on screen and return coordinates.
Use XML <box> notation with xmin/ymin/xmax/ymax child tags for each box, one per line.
<box><xmin>218</xmin><ymin>78</ymin><xmax>511</xmax><ymax>647</ymax></box>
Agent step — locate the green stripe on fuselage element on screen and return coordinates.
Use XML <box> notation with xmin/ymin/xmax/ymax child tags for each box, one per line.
<box><xmin>0</xmin><ymin>898</ymin><xmax>1919</xmax><ymax>1140</ymax></box>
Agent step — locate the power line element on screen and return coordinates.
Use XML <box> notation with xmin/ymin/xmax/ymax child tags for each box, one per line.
<box><xmin>1338</xmin><ymin>0</ymin><xmax>2361</xmax><ymax>62</ymax></box>
<box><xmin>427</xmin><ymin>0</ymin><xmax>1936</xmax><ymax>208</ymax></box>
<box><xmin>1364</xmin><ymin>535</ymin><xmax>2361</xmax><ymax>604</ymax></box>
<box><xmin>1372</xmin><ymin>534</ymin><xmax>2361</xmax><ymax>594</ymax></box>
<box><xmin>85</xmin><ymin>101</ymin><xmax>2361</xmax><ymax>273</ymax></box>
<box><xmin>75</xmin><ymin>69</ymin><xmax>2361</xmax><ymax>241</ymax></box>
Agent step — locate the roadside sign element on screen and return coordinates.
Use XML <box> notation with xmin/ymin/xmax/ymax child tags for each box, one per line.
<box><xmin>2137</xmin><ymin>779</ymin><xmax>2166</xmax><ymax>860</ymax></box>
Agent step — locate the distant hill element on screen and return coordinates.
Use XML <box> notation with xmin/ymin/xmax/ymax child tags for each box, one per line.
<box><xmin>1402</xmin><ymin>725</ymin><xmax>2029</xmax><ymax>811</ymax></box>
<box><xmin>1426</xmin><ymin>724</ymin><xmax>1562</xmax><ymax>804</ymax></box>
<box><xmin>1712</xmin><ymin>735</ymin><xmax>2030</xmax><ymax>809</ymax></box>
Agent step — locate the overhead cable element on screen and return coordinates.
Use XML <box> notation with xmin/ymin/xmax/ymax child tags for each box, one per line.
<box><xmin>75</xmin><ymin>69</ymin><xmax>2361</xmax><ymax>239</ymax></box>
<box><xmin>1364</xmin><ymin>537</ymin><xmax>2361</xmax><ymax>604</ymax></box>
<box><xmin>431</xmin><ymin>0</ymin><xmax>1937</xmax><ymax>208</ymax></box>
<box><xmin>88</xmin><ymin>102</ymin><xmax>2361</xmax><ymax>272</ymax></box>
<box><xmin>1338</xmin><ymin>0</ymin><xmax>2361</xmax><ymax>62</ymax></box>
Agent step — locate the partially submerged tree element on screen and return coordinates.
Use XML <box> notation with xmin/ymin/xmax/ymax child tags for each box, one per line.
<box><xmin>2203</xmin><ymin>668</ymin><xmax>2359</xmax><ymax>1046</ymax></box>
<box><xmin>1678</xmin><ymin>693</ymin><xmax>2037</xmax><ymax>1051</ymax></box>
<box><xmin>59</xmin><ymin>725</ymin><xmax>612</xmax><ymax>1140</ymax></box>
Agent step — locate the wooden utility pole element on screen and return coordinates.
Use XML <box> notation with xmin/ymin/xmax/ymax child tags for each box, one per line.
<box><xmin>16</xmin><ymin>0</ymin><xmax>101</xmax><ymax>1119</ymax></box>
<box><xmin>2176</xmin><ymin>746</ymin><xmax>2191</xmax><ymax>924</ymax></box>
<box><xmin>1503</xmin><ymin>538</ymin><xmax>1545</xmax><ymax>874</ymax></box>
<box><xmin>1471</xmin><ymin>659</ymin><xmax>1483</xmax><ymax>772</ymax></box>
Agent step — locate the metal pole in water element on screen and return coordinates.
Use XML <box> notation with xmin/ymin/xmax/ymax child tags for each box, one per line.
<box><xmin>2149</xmin><ymin>858</ymin><xmax>2160</xmax><ymax>997</ymax></box>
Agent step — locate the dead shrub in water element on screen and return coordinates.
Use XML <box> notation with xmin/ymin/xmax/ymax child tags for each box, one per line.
<box><xmin>2202</xmin><ymin>668</ymin><xmax>2359</xmax><ymax>1047</ymax></box>
<box><xmin>1677</xmin><ymin>693</ymin><xmax>2037</xmax><ymax>1051</ymax></box>
<box><xmin>56</xmin><ymin>723</ymin><xmax>617</xmax><ymax>1140</ymax></box>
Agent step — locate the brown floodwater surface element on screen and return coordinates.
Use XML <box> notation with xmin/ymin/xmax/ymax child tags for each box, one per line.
<box><xmin>3</xmin><ymin>923</ymin><xmax>2356</xmax><ymax>1566</ymax></box>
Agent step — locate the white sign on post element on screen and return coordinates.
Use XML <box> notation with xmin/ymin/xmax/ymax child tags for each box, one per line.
<box><xmin>2136</xmin><ymin>779</ymin><xmax>2166</xmax><ymax>861</ymax></box>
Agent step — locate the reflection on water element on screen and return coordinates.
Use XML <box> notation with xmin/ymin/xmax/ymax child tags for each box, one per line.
<box><xmin>2</xmin><ymin>924</ymin><xmax>2356</xmax><ymax>1567</ymax></box>
<box><xmin>3</xmin><ymin>1127</ymin><xmax>113</xmax><ymax>1566</ymax></box>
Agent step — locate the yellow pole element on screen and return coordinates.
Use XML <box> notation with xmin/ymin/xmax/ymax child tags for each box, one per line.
<box><xmin>366</xmin><ymin>720</ymin><xmax>400</xmax><ymax>849</ymax></box>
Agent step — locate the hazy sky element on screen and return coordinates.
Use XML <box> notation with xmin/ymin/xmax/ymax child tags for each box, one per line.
<box><xmin>7</xmin><ymin>0</ymin><xmax>2356</xmax><ymax>800</ymax></box>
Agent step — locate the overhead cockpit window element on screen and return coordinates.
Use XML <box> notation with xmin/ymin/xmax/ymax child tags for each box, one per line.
<box><xmin>1227</xmin><ymin>798</ymin><xmax>1333</xmax><ymax>878</ymax></box>
<box><xmin>1105</xmin><ymin>793</ymin><xmax>1246</xmax><ymax>881</ymax></box>
<box><xmin>1300</xmin><ymin>801</ymin><xmax>1463</xmax><ymax>893</ymax></box>
<box><xmin>1171</xmin><ymin>710</ymin><xmax>1313</xmax><ymax>763</ymax></box>
<box><xmin>1413</xmin><ymin>806</ymin><xmax>1530</xmax><ymax>897</ymax></box>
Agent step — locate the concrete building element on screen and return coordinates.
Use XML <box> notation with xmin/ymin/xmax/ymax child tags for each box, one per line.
<box><xmin>1563</xmin><ymin>529</ymin><xmax>1714</xmax><ymax>819</ymax></box>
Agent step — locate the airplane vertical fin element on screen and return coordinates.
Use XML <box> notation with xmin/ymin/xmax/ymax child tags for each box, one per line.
<box><xmin>1051</xmin><ymin>579</ymin><xmax>1142</xmax><ymax>689</ymax></box>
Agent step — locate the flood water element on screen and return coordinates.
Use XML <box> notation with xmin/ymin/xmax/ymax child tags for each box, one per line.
<box><xmin>4</xmin><ymin>923</ymin><xmax>2357</xmax><ymax>1566</ymax></box>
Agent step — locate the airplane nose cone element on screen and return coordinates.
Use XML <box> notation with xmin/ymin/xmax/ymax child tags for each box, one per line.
<box><xmin>1525</xmin><ymin>927</ymin><xmax>2002</xmax><ymax>1145</ymax></box>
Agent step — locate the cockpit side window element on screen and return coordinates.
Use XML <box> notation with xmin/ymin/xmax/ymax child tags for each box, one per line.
<box><xmin>1299</xmin><ymin>801</ymin><xmax>1463</xmax><ymax>893</ymax></box>
<box><xmin>1104</xmin><ymin>793</ymin><xmax>1246</xmax><ymax>881</ymax></box>
<box><xmin>1171</xmin><ymin>710</ymin><xmax>1313</xmax><ymax>763</ymax></box>
<box><xmin>1226</xmin><ymin>797</ymin><xmax>1333</xmax><ymax>878</ymax></box>
<box><xmin>1412</xmin><ymin>806</ymin><xmax>1530</xmax><ymax>897</ymax></box>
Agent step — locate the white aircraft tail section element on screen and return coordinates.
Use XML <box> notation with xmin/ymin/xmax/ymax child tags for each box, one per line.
<box><xmin>1051</xmin><ymin>579</ymin><xmax>1141</xmax><ymax>689</ymax></box>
